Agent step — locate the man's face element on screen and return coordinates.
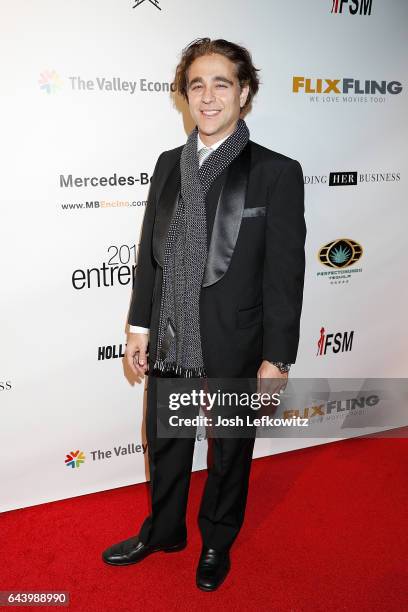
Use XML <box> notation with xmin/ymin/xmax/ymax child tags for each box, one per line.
<box><xmin>186</xmin><ymin>53</ymin><xmax>249</xmax><ymax>146</ymax></box>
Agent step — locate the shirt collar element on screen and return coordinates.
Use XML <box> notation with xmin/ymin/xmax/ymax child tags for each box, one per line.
<box><xmin>197</xmin><ymin>132</ymin><xmax>230</xmax><ymax>152</ymax></box>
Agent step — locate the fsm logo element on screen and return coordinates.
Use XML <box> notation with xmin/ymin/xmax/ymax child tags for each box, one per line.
<box><xmin>318</xmin><ymin>239</ymin><xmax>363</xmax><ymax>269</ymax></box>
<box><xmin>132</xmin><ymin>0</ymin><xmax>161</xmax><ymax>9</ymax></box>
<box><xmin>65</xmin><ymin>450</ymin><xmax>85</xmax><ymax>468</ymax></box>
<box><xmin>317</xmin><ymin>327</ymin><xmax>354</xmax><ymax>356</ymax></box>
<box><xmin>39</xmin><ymin>69</ymin><xmax>62</xmax><ymax>94</ymax></box>
<box><xmin>331</xmin><ymin>0</ymin><xmax>373</xmax><ymax>15</ymax></box>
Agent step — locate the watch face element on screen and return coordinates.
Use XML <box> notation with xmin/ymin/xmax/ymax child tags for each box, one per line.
<box><xmin>267</xmin><ymin>360</ymin><xmax>291</xmax><ymax>373</ymax></box>
<box><xmin>270</xmin><ymin>362</ymin><xmax>290</xmax><ymax>373</ymax></box>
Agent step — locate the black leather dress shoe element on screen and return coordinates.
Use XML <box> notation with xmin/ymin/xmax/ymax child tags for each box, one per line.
<box><xmin>102</xmin><ymin>535</ymin><xmax>186</xmax><ymax>566</ymax></box>
<box><xmin>196</xmin><ymin>547</ymin><xmax>231</xmax><ymax>591</ymax></box>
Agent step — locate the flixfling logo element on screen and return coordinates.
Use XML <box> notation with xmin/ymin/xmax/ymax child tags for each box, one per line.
<box><xmin>39</xmin><ymin>69</ymin><xmax>62</xmax><ymax>94</ymax></box>
<box><xmin>293</xmin><ymin>77</ymin><xmax>402</xmax><ymax>95</ymax></box>
<box><xmin>132</xmin><ymin>0</ymin><xmax>161</xmax><ymax>9</ymax></box>
<box><xmin>65</xmin><ymin>450</ymin><xmax>86</xmax><ymax>468</ymax></box>
<box><xmin>317</xmin><ymin>327</ymin><xmax>354</xmax><ymax>356</ymax></box>
<box><xmin>331</xmin><ymin>0</ymin><xmax>373</xmax><ymax>15</ymax></box>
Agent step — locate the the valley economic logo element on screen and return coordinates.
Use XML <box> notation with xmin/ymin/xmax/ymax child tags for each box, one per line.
<box><xmin>65</xmin><ymin>450</ymin><xmax>86</xmax><ymax>468</ymax></box>
<box><xmin>64</xmin><ymin>444</ymin><xmax>148</xmax><ymax>470</ymax></box>
<box><xmin>38</xmin><ymin>69</ymin><xmax>173</xmax><ymax>95</ymax></box>
<box><xmin>38</xmin><ymin>70</ymin><xmax>62</xmax><ymax>94</ymax></box>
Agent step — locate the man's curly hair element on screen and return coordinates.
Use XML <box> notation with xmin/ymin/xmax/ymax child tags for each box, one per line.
<box><xmin>173</xmin><ymin>38</ymin><xmax>260</xmax><ymax>110</ymax></box>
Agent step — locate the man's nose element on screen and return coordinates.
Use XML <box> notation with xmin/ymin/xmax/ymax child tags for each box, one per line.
<box><xmin>201</xmin><ymin>86</ymin><xmax>215</xmax><ymax>103</ymax></box>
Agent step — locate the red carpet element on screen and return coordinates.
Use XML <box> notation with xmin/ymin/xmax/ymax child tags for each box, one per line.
<box><xmin>1</xmin><ymin>437</ymin><xmax>407</xmax><ymax>611</ymax></box>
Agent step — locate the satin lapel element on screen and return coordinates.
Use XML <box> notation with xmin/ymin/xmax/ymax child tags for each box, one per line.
<box><xmin>202</xmin><ymin>142</ymin><xmax>251</xmax><ymax>287</ymax></box>
<box><xmin>152</xmin><ymin>157</ymin><xmax>181</xmax><ymax>267</ymax></box>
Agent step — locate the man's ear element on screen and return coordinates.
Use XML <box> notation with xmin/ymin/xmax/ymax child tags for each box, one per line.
<box><xmin>240</xmin><ymin>83</ymin><xmax>250</xmax><ymax>108</ymax></box>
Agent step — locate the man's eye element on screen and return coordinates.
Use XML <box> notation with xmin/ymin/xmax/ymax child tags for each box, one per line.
<box><xmin>192</xmin><ymin>84</ymin><xmax>202</xmax><ymax>90</ymax></box>
<box><xmin>216</xmin><ymin>83</ymin><xmax>227</xmax><ymax>88</ymax></box>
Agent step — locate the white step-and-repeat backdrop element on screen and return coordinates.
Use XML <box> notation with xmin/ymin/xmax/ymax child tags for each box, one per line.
<box><xmin>1</xmin><ymin>0</ymin><xmax>407</xmax><ymax>512</ymax></box>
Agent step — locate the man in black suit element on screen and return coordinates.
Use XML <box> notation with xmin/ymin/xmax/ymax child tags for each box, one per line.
<box><xmin>102</xmin><ymin>38</ymin><xmax>306</xmax><ymax>591</ymax></box>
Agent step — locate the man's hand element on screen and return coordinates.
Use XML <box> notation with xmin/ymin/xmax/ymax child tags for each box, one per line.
<box><xmin>125</xmin><ymin>332</ymin><xmax>149</xmax><ymax>380</ymax></box>
<box><xmin>257</xmin><ymin>360</ymin><xmax>288</xmax><ymax>396</ymax></box>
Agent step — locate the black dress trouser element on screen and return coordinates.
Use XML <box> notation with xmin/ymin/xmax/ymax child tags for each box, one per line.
<box><xmin>138</xmin><ymin>374</ymin><xmax>256</xmax><ymax>552</ymax></box>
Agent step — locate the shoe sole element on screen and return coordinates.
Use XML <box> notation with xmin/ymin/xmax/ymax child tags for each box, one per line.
<box><xmin>196</xmin><ymin>565</ymin><xmax>230</xmax><ymax>592</ymax></box>
<box><xmin>102</xmin><ymin>540</ymin><xmax>187</xmax><ymax>566</ymax></box>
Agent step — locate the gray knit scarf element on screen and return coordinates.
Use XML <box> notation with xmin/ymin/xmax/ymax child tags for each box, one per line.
<box><xmin>151</xmin><ymin>118</ymin><xmax>250</xmax><ymax>378</ymax></box>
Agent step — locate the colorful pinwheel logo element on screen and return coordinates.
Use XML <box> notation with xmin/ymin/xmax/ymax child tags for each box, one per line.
<box><xmin>65</xmin><ymin>450</ymin><xmax>85</xmax><ymax>468</ymax></box>
<box><xmin>39</xmin><ymin>69</ymin><xmax>62</xmax><ymax>94</ymax></box>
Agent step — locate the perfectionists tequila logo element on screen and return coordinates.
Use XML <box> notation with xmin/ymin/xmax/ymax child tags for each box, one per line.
<box><xmin>318</xmin><ymin>239</ymin><xmax>363</xmax><ymax>269</ymax></box>
<box><xmin>38</xmin><ymin>69</ymin><xmax>62</xmax><ymax>94</ymax></box>
<box><xmin>331</xmin><ymin>0</ymin><xmax>373</xmax><ymax>15</ymax></box>
<box><xmin>65</xmin><ymin>450</ymin><xmax>86</xmax><ymax>468</ymax></box>
<box><xmin>132</xmin><ymin>0</ymin><xmax>161</xmax><ymax>9</ymax></box>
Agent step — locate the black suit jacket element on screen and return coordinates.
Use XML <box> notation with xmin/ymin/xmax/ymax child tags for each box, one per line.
<box><xmin>128</xmin><ymin>140</ymin><xmax>306</xmax><ymax>378</ymax></box>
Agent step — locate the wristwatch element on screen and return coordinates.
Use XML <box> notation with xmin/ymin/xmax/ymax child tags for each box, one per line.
<box><xmin>268</xmin><ymin>361</ymin><xmax>291</xmax><ymax>374</ymax></box>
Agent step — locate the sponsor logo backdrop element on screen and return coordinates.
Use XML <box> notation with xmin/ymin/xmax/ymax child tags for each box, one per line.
<box><xmin>1</xmin><ymin>0</ymin><xmax>407</xmax><ymax>511</ymax></box>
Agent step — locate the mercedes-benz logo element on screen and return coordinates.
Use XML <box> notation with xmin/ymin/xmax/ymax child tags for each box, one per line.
<box><xmin>133</xmin><ymin>0</ymin><xmax>162</xmax><ymax>10</ymax></box>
